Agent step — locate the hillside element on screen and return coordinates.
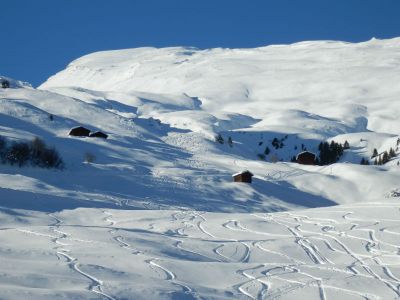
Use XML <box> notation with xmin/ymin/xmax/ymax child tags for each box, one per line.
<box><xmin>1</xmin><ymin>38</ymin><xmax>400</xmax><ymax>299</ymax></box>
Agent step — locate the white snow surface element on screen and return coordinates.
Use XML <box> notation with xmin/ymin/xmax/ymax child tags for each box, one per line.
<box><xmin>1</xmin><ymin>38</ymin><xmax>400</xmax><ymax>299</ymax></box>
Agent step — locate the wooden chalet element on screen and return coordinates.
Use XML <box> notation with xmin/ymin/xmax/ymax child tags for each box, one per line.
<box><xmin>232</xmin><ymin>170</ymin><xmax>254</xmax><ymax>183</ymax></box>
<box><xmin>89</xmin><ymin>131</ymin><xmax>108</xmax><ymax>139</ymax></box>
<box><xmin>296</xmin><ymin>151</ymin><xmax>316</xmax><ymax>165</ymax></box>
<box><xmin>69</xmin><ymin>126</ymin><xmax>91</xmax><ymax>137</ymax></box>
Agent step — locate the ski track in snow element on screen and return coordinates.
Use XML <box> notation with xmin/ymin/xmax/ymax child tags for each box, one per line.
<box><xmin>47</xmin><ymin>213</ymin><xmax>116</xmax><ymax>300</ymax></box>
<box><xmin>4</xmin><ymin>205</ymin><xmax>400</xmax><ymax>299</ymax></box>
<box><xmin>103</xmin><ymin>210</ymin><xmax>202</xmax><ymax>299</ymax></box>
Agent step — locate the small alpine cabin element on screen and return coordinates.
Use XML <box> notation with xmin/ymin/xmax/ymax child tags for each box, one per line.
<box><xmin>89</xmin><ymin>131</ymin><xmax>108</xmax><ymax>139</ymax></box>
<box><xmin>232</xmin><ymin>170</ymin><xmax>254</xmax><ymax>183</ymax></box>
<box><xmin>69</xmin><ymin>126</ymin><xmax>91</xmax><ymax>137</ymax></box>
<box><xmin>296</xmin><ymin>151</ymin><xmax>316</xmax><ymax>165</ymax></box>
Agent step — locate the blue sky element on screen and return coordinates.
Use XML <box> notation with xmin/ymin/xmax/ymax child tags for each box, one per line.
<box><xmin>1</xmin><ymin>0</ymin><xmax>400</xmax><ymax>86</ymax></box>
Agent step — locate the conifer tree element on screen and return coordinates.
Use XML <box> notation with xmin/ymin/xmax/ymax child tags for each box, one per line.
<box><xmin>318</xmin><ymin>140</ymin><xmax>345</xmax><ymax>165</ymax></box>
<box><xmin>1</xmin><ymin>80</ymin><xmax>10</xmax><ymax>89</ymax></box>
<box><xmin>227</xmin><ymin>136</ymin><xmax>233</xmax><ymax>147</ymax></box>
<box><xmin>382</xmin><ymin>151</ymin><xmax>389</xmax><ymax>164</ymax></box>
<box><xmin>272</xmin><ymin>138</ymin><xmax>279</xmax><ymax>149</ymax></box>
<box><xmin>389</xmin><ymin>147</ymin><xmax>396</xmax><ymax>158</ymax></box>
<box><xmin>372</xmin><ymin>148</ymin><xmax>378</xmax><ymax>158</ymax></box>
<box><xmin>264</xmin><ymin>146</ymin><xmax>270</xmax><ymax>155</ymax></box>
<box><xmin>215</xmin><ymin>134</ymin><xmax>224</xmax><ymax>144</ymax></box>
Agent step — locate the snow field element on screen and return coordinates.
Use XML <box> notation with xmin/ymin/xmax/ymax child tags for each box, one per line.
<box><xmin>1</xmin><ymin>203</ymin><xmax>400</xmax><ymax>299</ymax></box>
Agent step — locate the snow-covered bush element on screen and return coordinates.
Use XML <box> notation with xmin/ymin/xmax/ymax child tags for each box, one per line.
<box><xmin>84</xmin><ymin>152</ymin><xmax>96</xmax><ymax>163</ymax></box>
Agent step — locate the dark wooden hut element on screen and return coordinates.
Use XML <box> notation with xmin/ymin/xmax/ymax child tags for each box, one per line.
<box><xmin>296</xmin><ymin>151</ymin><xmax>316</xmax><ymax>165</ymax></box>
<box><xmin>89</xmin><ymin>131</ymin><xmax>108</xmax><ymax>139</ymax></box>
<box><xmin>69</xmin><ymin>126</ymin><xmax>91</xmax><ymax>137</ymax></box>
<box><xmin>232</xmin><ymin>170</ymin><xmax>254</xmax><ymax>183</ymax></box>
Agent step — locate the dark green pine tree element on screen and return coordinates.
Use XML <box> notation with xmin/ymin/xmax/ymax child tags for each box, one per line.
<box><xmin>372</xmin><ymin>148</ymin><xmax>378</xmax><ymax>158</ymax></box>
<box><xmin>215</xmin><ymin>134</ymin><xmax>224</xmax><ymax>144</ymax></box>
<box><xmin>227</xmin><ymin>136</ymin><xmax>233</xmax><ymax>147</ymax></box>
<box><xmin>389</xmin><ymin>147</ymin><xmax>396</xmax><ymax>158</ymax></box>
<box><xmin>272</xmin><ymin>138</ymin><xmax>279</xmax><ymax>149</ymax></box>
<box><xmin>382</xmin><ymin>151</ymin><xmax>390</xmax><ymax>164</ymax></box>
<box><xmin>264</xmin><ymin>146</ymin><xmax>270</xmax><ymax>155</ymax></box>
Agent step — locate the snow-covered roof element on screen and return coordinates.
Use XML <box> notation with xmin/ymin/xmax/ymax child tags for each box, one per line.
<box><xmin>232</xmin><ymin>170</ymin><xmax>254</xmax><ymax>177</ymax></box>
<box><xmin>296</xmin><ymin>151</ymin><xmax>317</xmax><ymax>159</ymax></box>
<box><xmin>70</xmin><ymin>126</ymin><xmax>90</xmax><ymax>130</ymax></box>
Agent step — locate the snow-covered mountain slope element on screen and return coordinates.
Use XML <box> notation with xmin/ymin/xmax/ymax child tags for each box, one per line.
<box><xmin>1</xmin><ymin>38</ymin><xmax>400</xmax><ymax>299</ymax></box>
<box><xmin>41</xmin><ymin>38</ymin><xmax>400</xmax><ymax>135</ymax></box>
<box><xmin>1</xmin><ymin>83</ymin><xmax>399</xmax><ymax>212</ymax></box>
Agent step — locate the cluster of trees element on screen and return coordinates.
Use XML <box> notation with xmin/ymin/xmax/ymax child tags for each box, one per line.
<box><xmin>1</xmin><ymin>80</ymin><xmax>10</xmax><ymax>89</ymax></box>
<box><xmin>215</xmin><ymin>134</ymin><xmax>233</xmax><ymax>147</ymax></box>
<box><xmin>318</xmin><ymin>140</ymin><xmax>347</xmax><ymax>165</ymax></box>
<box><xmin>360</xmin><ymin>158</ymin><xmax>370</xmax><ymax>165</ymax></box>
<box><xmin>260</xmin><ymin>136</ymin><xmax>288</xmax><ymax>159</ymax></box>
<box><xmin>271</xmin><ymin>135</ymin><xmax>288</xmax><ymax>149</ymax></box>
<box><xmin>372</xmin><ymin>147</ymin><xmax>397</xmax><ymax>165</ymax></box>
<box><xmin>0</xmin><ymin>136</ymin><xmax>63</xmax><ymax>169</ymax></box>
